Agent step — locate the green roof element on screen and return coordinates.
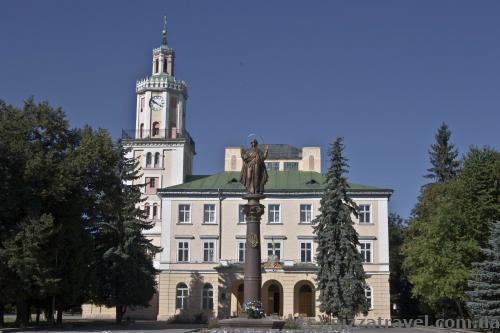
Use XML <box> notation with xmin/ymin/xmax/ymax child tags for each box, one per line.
<box><xmin>159</xmin><ymin>171</ymin><xmax>392</xmax><ymax>194</ymax></box>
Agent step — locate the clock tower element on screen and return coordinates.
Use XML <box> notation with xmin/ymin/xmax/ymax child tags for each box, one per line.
<box><xmin>122</xmin><ymin>20</ymin><xmax>195</xmax><ymax>269</ymax></box>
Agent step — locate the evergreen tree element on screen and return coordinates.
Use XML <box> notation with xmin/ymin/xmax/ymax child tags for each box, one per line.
<box><xmin>425</xmin><ymin>122</ymin><xmax>460</xmax><ymax>182</ymax></box>
<box><xmin>313</xmin><ymin>137</ymin><xmax>368</xmax><ymax>322</ymax></box>
<box><xmin>89</xmin><ymin>136</ymin><xmax>160</xmax><ymax>324</ymax></box>
<box><xmin>467</xmin><ymin>220</ymin><xmax>500</xmax><ymax>332</ymax></box>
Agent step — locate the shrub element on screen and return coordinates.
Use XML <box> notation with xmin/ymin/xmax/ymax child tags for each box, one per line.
<box><xmin>207</xmin><ymin>317</ymin><xmax>219</xmax><ymax>329</ymax></box>
<box><xmin>283</xmin><ymin>317</ymin><xmax>304</xmax><ymax>330</ymax></box>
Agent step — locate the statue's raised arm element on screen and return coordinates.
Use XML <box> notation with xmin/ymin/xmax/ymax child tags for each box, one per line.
<box><xmin>239</xmin><ymin>139</ymin><xmax>268</xmax><ymax>195</ymax></box>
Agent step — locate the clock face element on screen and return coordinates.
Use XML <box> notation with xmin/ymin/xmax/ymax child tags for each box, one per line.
<box><xmin>149</xmin><ymin>96</ymin><xmax>165</xmax><ymax>111</ymax></box>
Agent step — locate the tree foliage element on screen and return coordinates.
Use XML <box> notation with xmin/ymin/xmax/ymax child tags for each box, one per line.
<box><xmin>0</xmin><ymin>99</ymin><xmax>159</xmax><ymax>326</ymax></box>
<box><xmin>313</xmin><ymin>137</ymin><xmax>368</xmax><ymax>321</ymax></box>
<box><xmin>425</xmin><ymin>122</ymin><xmax>460</xmax><ymax>182</ymax></box>
<box><xmin>403</xmin><ymin>146</ymin><xmax>500</xmax><ymax>316</ymax></box>
<box><xmin>88</xmin><ymin>137</ymin><xmax>160</xmax><ymax>323</ymax></box>
<box><xmin>388</xmin><ymin>213</ymin><xmax>421</xmax><ymax>318</ymax></box>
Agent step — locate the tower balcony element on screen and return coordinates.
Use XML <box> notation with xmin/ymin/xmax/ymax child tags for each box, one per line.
<box><xmin>121</xmin><ymin>128</ymin><xmax>195</xmax><ymax>151</ymax></box>
<box><xmin>136</xmin><ymin>74</ymin><xmax>187</xmax><ymax>96</ymax></box>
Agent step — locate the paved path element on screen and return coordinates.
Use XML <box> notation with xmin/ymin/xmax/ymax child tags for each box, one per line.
<box><xmin>1</xmin><ymin>321</ymin><xmax>478</xmax><ymax>333</ymax></box>
<box><xmin>0</xmin><ymin>322</ymin><xmax>203</xmax><ymax>333</ymax></box>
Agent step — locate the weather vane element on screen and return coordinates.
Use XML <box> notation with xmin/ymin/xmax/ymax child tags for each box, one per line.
<box><xmin>162</xmin><ymin>16</ymin><xmax>168</xmax><ymax>46</ymax></box>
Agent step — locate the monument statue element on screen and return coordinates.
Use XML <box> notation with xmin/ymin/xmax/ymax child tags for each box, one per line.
<box><xmin>240</xmin><ymin>139</ymin><xmax>269</xmax><ymax>195</ymax></box>
<box><xmin>220</xmin><ymin>138</ymin><xmax>284</xmax><ymax>328</ymax></box>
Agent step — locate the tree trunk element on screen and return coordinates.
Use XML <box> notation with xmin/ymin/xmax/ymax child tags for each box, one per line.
<box><xmin>0</xmin><ymin>303</ymin><xmax>4</xmax><ymax>327</ymax></box>
<box><xmin>15</xmin><ymin>301</ymin><xmax>30</xmax><ymax>327</ymax></box>
<box><xmin>36</xmin><ymin>308</ymin><xmax>40</xmax><ymax>323</ymax></box>
<box><xmin>115</xmin><ymin>306</ymin><xmax>123</xmax><ymax>324</ymax></box>
<box><xmin>45</xmin><ymin>308</ymin><xmax>52</xmax><ymax>323</ymax></box>
<box><xmin>456</xmin><ymin>301</ymin><xmax>464</xmax><ymax>318</ymax></box>
<box><xmin>56</xmin><ymin>308</ymin><xmax>63</xmax><ymax>325</ymax></box>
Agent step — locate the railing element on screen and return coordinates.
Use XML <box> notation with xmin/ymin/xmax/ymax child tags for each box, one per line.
<box><xmin>121</xmin><ymin>128</ymin><xmax>195</xmax><ymax>150</ymax></box>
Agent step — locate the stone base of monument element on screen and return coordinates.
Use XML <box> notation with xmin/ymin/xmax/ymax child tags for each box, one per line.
<box><xmin>219</xmin><ymin>317</ymin><xmax>286</xmax><ymax>330</ymax></box>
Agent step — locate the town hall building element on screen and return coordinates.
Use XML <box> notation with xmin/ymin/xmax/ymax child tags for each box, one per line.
<box><xmin>82</xmin><ymin>24</ymin><xmax>392</xmax><ymax>321</ymax></box>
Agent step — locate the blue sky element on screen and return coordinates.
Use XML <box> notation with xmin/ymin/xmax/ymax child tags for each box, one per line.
<box><xmin>1</xmin><ymin>1</ymin><xmax>499</xmax><ymax>218</ymax></box>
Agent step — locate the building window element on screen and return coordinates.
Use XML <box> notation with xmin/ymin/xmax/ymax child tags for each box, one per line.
<box><xmin>300</xmin><ymin>204</ymin><xmax>312</xmax><ymax>224</ymax></box>
<box><xmin>359</xmin><ymin>242</ymin><xmax>372</xmax><ymax>263</ymax></box>
<box><xmin>144</xmin><ymin>203</ymin><xmax>150</xmax><ymax>219</ymax></box>
<box><xmin>178</xmin><ymin>204</ymin><xmax>191</xmax><ymax>223</ymax></box>
<box><xmin>145</xmin><ymin>177</ymin><xmax>158</xmax><ymax>194</ymax></box>
<box><xmin>155</xmin><ymin>59</ymin><xmax>159</xmax><ymax>74</ymax></box>
<box><xmin>284</xmin><ymin>162</ymin><xmax>299</xmax><ymax>170</ymax></box>
<box><xmin>308</xmin><ymin>155</ymin><xmax>315</xmax><ymax>171</ymax></box>
<box><xmin>204</xmin><ymin>204</ymin><xmax>216</xmax><ymax>224</ymax></box>
<box><xmin>152</xmin><ymin>203</ymin><xmax>158</xmax><ymax>219</ymax></box>
<box><xmin>177</xmin><ymin>241</ymin><xmax>189</xmax><ymax>262</ymax></box>
<box><xmin>140</xmin><ymin>97</ymin><xmax>145</xmax><ymax>112</ymax></box>
<box><xmin>146</xmin><ymin>152</ymin><xmax>152</xmax><ymax>167</ymax></box>
<box><xmin>203</xmin><ymin>241</ymin><xmax>216</xmax><ymax>262</ymax></box>
<box><xmin>176</xmin><ymin>283</ymin><xmax>188</xmax><ymax>309</ymax></box>
<box><xmin>139</xmin><ymin>123</ymin><xmax>144</xmax><ymax>138</ymax></box>
<box><xmin>202</xmin><ymin>283</ymin><xmax>214</xmax><ymax>310</ymax></box>
<box><xmin>267</xmin><ymin>240</ymin><xmax>282</xmax><ymax>260</ymax></box>
<box><xmin>152</xmin><ymin>122</ymin><xmax>160</xmax><ymax>136</ymax></box>
<box><xmin>268</xmin><ymin>204</ymin><xmax>280</xmax><ymax>224</ymax></box>
<box><xmin>300</xmin><ymin>241</ymin><xmax>313</xmax><ymax>263</ymax></box>
<box><xmin>359</xmin><ymin>205</ymin><xmax>371</xmax><ymax>223</ymax></box>
<box><xmin>163</xmin><ymin>58</ymin><xmax>168</xmax><ymax>73</ymax></box>
<box><xmin>154</xmin><ymin>152</ymin><xmax>161</xmax><ymax>168</ymax></box>
<box><xmin>237</xmin><ymin>241</ymin><xmax>246</xmax><ymax>262</ymax></box>
<box><xmin>231</xmin><ymin>155</ymin><xmax>237</xmax><ymax>170</ymax></box>
<box><xmin>265</xmin><ymin>162</ymin><xmax>280</xmax><ymax>170</ymax></box>
<box><xmin>238</xmin><ymin>205</ymin><xmax>246</xmax><ymax>224</ymax></box>
<box><xmin>365</xmin><ymin>286</ymin><xmax>373</xmax><ymax>309</ymax></box>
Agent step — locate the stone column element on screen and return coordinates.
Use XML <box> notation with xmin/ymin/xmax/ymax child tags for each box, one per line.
<box><xmin>243</xmin><ymin>194</ymin><xmax>265</xmax><ymax>305</ymax></box>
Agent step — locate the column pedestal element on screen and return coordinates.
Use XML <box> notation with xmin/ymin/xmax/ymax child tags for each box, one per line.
<box><xmin>242</xmin><ymin>194</ymin><xmax>265</xmax><ymax>305</ymax></box>
<box><xmin>220</xmin><ymin>194</ymin><xmax>284</xmax><ymax>329</ymax></box>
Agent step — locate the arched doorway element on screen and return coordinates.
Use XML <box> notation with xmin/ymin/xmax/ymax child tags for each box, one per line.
<box><xmin>236</xmin><ymin>284</ymin><xmax>244</xmax><ymax>315</ymax></box>
<box><xmin>294</xmin><ymin>281</ymin><xmax>315</xmax><ymax>317</ymax></box>
<box><xmin>229</xmin><ymin>281</ymin><xmax>244</xmax><ymax>317</ymax></box>
<box><xmin>262</xmin><ymin>280</ymin><xmax>283</xmax><ymax>316</ymax></box>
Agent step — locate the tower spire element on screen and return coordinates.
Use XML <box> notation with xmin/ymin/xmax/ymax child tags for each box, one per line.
<box><xmin>162</xmin><ymin>16</ymin><xmax>167</xmax><ymax>46</ymax></box>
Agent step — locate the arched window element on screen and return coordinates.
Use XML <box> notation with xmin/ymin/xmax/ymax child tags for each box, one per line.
<box><xmin>152</xmin><ymin>122</ymin><xmax>160</xmax><ymax>136</ymax></box>
<box><xmin>154</xmin><ymin>152</ymin><xmax>161</xmax><ymax>168</ymax></box>
<box><xmin>163</xmin><ymin>58</ymin><xmax>168</xmax><ymax>73</ymax></box>
<box><xmin>144</xmin><ymin>203</ymin><xmax>150</xmax><ymax>219</ymax></box>
<box><xmin>202</xmin><ymin>283</ymin><xmax>213</xmax><ymax>310</ymax></box>
<box><xmin>152</xmin><ymin>203</ymin><xmax>158</xmax><ymax>219</ymax></box>
<box><xmin>365</xmin><ymin>286</ymin><xmax>373</xmax><ymax>310</ymax></box>
<box><xmin>230</xmin><ymin>155</ymin><xmax>237</xmax><ymax>170</ymax></box>
<box><xmin>155</xmin><ymin>59</ymin><xmax>159</xmax><ymax>73</ymax></box>
<box><xmin>309</xmin><ymin>155</ymin><xmax>315</xmax><ymax>171</ymax></box>
<box><xmin>176</xmin><ymin>283</ymin><xmax>189</xmax><ymax>309</ymax></box>
<box><xmin>139</xmin><ymin>123</ymin><xmax>144</xmax><ymax>138</ymax></box>
<box><xmin>146</xmin><ymin>152</ymin><xmax>152</xmax><ymax>167</ymax></box>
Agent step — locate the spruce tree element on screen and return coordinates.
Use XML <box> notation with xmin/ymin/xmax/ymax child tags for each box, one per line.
<box><xmin>90</xmin><ymin>136</ymin><xmax>160</xmax><ymax>324</ymax></box>
<box><xmin>313</xmin><ymin>137</ymin><xmax>368</xmax><ymax>322</ymax></box>
<box><xmin>425</xmin><ymin>122</ymin><xmax>460</xmax><ymax>182</ymax></box>
<box><xmin>467</xmin><ymin>220</ymin><xmax>500</xmax><ymax>332</ymax></box>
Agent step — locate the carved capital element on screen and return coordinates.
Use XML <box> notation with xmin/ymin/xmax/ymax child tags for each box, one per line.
<box><xmin>243</xmin><ymin>204</ymin><xmax>265</xmax><ymax>221</ymax></box>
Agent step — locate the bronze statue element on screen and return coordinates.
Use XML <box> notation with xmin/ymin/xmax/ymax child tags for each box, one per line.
<box><xmin>240</xmin><ymin>139</ymin><xmax>269</xmax><ymax>195</ymax></box>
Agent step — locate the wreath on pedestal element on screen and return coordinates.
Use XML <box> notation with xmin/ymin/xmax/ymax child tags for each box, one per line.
<box><xmin>242</xmin><ymin>300</ymin><xmax>265</xmax><ymax>319</ymax></box>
